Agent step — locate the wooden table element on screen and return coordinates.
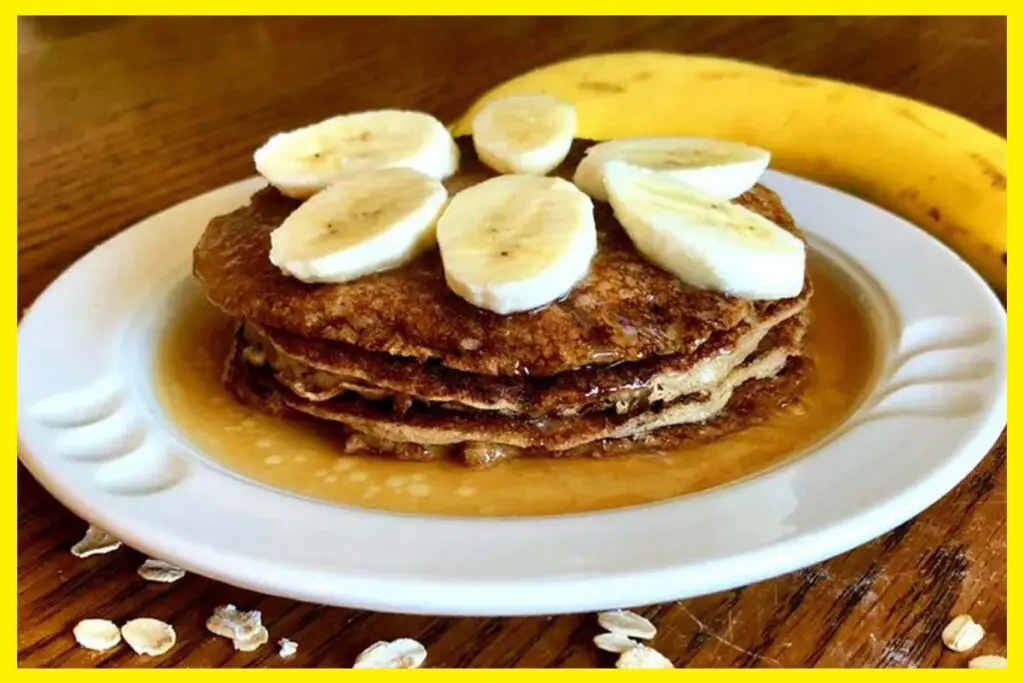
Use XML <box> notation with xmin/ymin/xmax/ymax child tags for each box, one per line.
<box><xmin>18</xmin><ymin>16</ymin><xmax>1006</xmax><ymax>668</ymax></box>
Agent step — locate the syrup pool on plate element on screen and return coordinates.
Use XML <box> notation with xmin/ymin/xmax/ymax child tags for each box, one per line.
<box><xmin>154</xmin><ymin>255</ymin><xmax>878</xmax><ymax>517</ymax></box>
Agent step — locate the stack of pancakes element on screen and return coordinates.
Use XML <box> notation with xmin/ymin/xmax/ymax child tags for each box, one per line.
<box><xmin>194</xmin><ymin>140</ymin><xmax>813</xmax><ymax>467</ymax></box>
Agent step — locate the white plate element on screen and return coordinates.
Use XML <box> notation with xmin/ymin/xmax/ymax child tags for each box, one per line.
<box><xmin>17</xmin><ymin>172</ymin><xmax>1006</xmax><ymax>617</ymax></box>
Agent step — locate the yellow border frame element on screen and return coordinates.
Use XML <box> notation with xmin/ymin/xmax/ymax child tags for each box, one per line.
<box><xmin>6</xmin><ymin>4</ymin><xmax>1015</xmax><ymax>14</ymax></box>
<box><xmin>12</xmin><ymin>8</ymin><xmax>1009</xmax><ymax>672</ymax></box>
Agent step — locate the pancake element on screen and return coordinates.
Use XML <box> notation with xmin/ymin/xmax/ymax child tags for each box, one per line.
<box><xmin>240</xmin><ymin>287</ymin><xmax>810</xmax><ymax>417</ymax></box>
<box><xmin>194</xmin><ymin>138</ymin><xmax>808</xmax><ymax>377</ymax></box>
<box><xmin>224</xmin><ymin>326</ymin><xmax>810</xmax><ymax>467</ymax></box>
<box><xmin>226</xmin><ymin>312</ymin><xmax>806</xmax><ymax>452</ymax></box>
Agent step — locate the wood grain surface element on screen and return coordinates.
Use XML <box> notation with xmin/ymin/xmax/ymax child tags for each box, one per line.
<box><xmin>17</xmin><ymin>16</ymin><xmax>1007</xmax><ymax>668</ymax></box>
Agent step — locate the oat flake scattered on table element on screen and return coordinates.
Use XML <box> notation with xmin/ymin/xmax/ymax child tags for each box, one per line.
<box><xmin>137</xmin><ymin>558</ymin><xmax>187</xmax><ymax>583</ymax></box>
<box><xmin>121</xmin><ymin>618</ymin><xmax>176</xmax><ymax>656</ymax></box>
<box><xmin>968</xmin><ymin>655</ymin><xmax>1007</xmax><ymax>669</ymax></box>
<box><xmin>73</xmin><ymin>619</ymin><xmax>121</xmax><ymax>652</ymax></box>
<box><xmin>597</xmin><ymin>609</ymin><xmax>657</xmax><ymax>640</ymax></box>
<box><xmin>353</xmin><ymin>638</ymin><xmax>427</xmax><ymax>668</ymax></box>
<box><xmin>593</xmin><ymin>632</ymin><xmax>639</xmax><ymax>654</ymax></box>
<box><xmin>206</xmin><ymin>604</ymin><xmax>268</xmax><ymax>651</ymax></box>
<box><xmin>70</xmin><ymin>525</ymin><xmax>122</xmax><ymax>558</ymax></box>
<box><xmin>278</xmin><ymin>638</ymin><xmax>298</xmax><ymax>658</ymax></box>
<box><xmin>615</xmin><ymin>644</ymin><xmax>674</xmax><ymax>669</ymax></box>
<box><xmin>941</xmin><ymin>614</ymin><xmax>985</xmax><ymax>652</ymax></box>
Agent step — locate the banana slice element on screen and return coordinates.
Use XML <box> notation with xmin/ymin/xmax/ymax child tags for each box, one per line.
<box><xmin>603</xmin><ymin>160</ymin><xmax>804</xmax><ymax>300</ymax></box>
<box><xmin>254</xmin><ymin>110</ymin><xmax>459</xmax><ymax>198</ymax></box>
<box><xmin>269</xmin><ymin>167</ymin><xmax>448</xmax><ymax>283</ymax></box>
<box><xmin>437</xmin><ymin>175</ymin><xmax>596</xmax><ymax>314</ymax></box>
<box><xmin>574</xmin><ymin>137</ymin><xmax>770</xmax><ymax>202</ymax></box>
<box><xmin>471</xmin><ymin>94</ymin><xmax>577</xmax><ymax>175</ymax></box>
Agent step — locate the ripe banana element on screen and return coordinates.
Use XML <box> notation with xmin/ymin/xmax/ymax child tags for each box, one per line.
<box><xmin>256</xmin><ymin>110</ymin><xmax>458</xmax><ymax>198</ymax></box>
<box><xmin>451</xmin><ymin>52</ymin><xmax>1006</xmax><ymax>295</ymax></box>
<box><xmin>604</xmin><ymin>161</ymin><xmax>805</xmax><ymax>300</ymax></box>
<box><xmin>436</xmin><ymin>175</ymin><xmax>596</xmax><ymax>314</ymax></box>
<box><xmin>269</xmin><ymin>167</ymin><xmax>448</xmax><ymax>283</ymax></box>
<box><xmin>471</xmin><ymin>94</ymin><xmax>577</xmax><ymax>175</ymax></box>
<box><xmin>574</xmin><ymin>137</ymin><xmax>770</xmax><ymax>202</ymax></box>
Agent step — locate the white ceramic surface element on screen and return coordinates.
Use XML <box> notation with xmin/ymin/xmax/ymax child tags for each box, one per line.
<box><xmin>17</xmin><ymin>172</ymin><xmax>1006</xmax><ymax>616</ymax></box>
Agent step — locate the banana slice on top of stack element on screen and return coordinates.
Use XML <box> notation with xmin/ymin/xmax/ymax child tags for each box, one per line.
<box><xmin>570</xmin><ymin>136</ymin><xmax>802</xmax><ymax>300</ymax></box>
<box><xmin>602</xmin><ymin>161</ymin><xmax>805</xmax><ymax>300</ymax></box>
<box><xmin>269</xmin><ymin>167</ymin><xmax>448</xmax><ymax>283</ymax></box>
<box><xmin>255</xmin><ymin>97</ymin><xmax>801</xmax><ymax>311</ymax></box>
<box><xmin>471</xmin><ymin>94</ymin><xmax>577</xmax><ymax>175</ymax></box>
<box><xmin>255</xmin><ymin>110</ymin><xmax>459</xmax><ymax>198</ymax></box>
<box><xmin>437</xmin><ymin>175</ymin><xmax>596</xmax><ymax>314</ymax></box>
<box><xmin>573</xmin><ymin>137</ymin><xmax>771</xmax><ymax>202</ymax></box>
